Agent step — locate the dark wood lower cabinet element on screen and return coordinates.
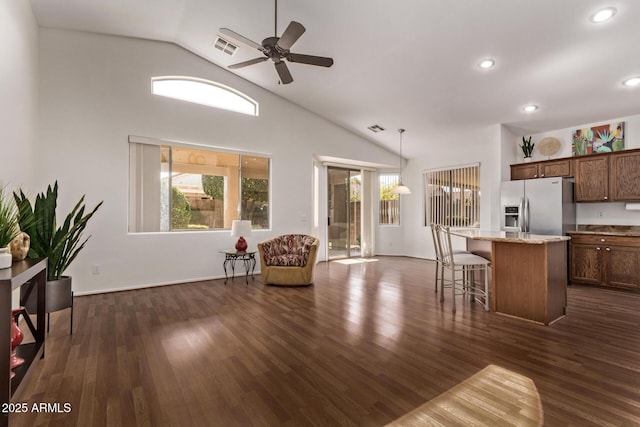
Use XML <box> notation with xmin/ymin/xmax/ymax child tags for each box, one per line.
<box><xmin>569</xmin><ymin>233</ymin><xmax>640</xmax><ymax>289</ymax></box>
<box><xmin>607</xmin><ymin>245</ymin><xmax>640</xmax><ymax>288</ymax></box>
<box><xmin>570</xmin><ymin>243</ymin><xmax>602</xmax><ymax>284</ymax></box>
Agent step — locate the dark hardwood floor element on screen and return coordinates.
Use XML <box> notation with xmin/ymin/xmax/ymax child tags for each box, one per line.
<box><xmin>9</xmin><ymin>256</ymin><xmax>640</xmax><ymax>426</ymax></box>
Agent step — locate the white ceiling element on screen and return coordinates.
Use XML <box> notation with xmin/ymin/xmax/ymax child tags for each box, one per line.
<box><xmin>30</xmin><ymin>0</ymin><xmax>640</xmax><ymax>158</ymax></box>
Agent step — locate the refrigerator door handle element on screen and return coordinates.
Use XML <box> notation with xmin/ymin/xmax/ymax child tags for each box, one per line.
<box><xmin>519</xmin><ymin>197</ymin><xmax>525</xmax><ymax>232</ymax></box>
<box><xmin>524</xmin><ymin>197</ymin><xmax>530</xmax><ymax>232</ymax></box>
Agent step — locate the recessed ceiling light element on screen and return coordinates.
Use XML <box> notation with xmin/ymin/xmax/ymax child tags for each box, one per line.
<box><xmin>590</xmin><ymin>7</ymin><xmax>617</xmax><ymax>23</ymax></box>
<box><xmin>523</xmin><ymin>105</ymin><xmax>538</xmax><ymax>113</ymax></box>
<box><xmin>622</xmin><ymin>77</ymin><xmax>640</xmax><ymax>87</ymax></box>
<box><xmin>478</xmin><ymin>59</ymin><xmax>495</xmax><ymax>69</ymax></box>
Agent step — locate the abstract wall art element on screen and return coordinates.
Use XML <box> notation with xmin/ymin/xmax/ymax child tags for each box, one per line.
<box><xmin>572</xmin><ymin>122</ymin><xmax>625</xmax><ymax>156</ymax></box>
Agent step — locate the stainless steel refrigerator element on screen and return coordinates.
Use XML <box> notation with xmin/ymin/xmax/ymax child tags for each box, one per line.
<box><xmin>500</xmin><ymin>177</ymin><xmax>576</xmax><ymax>235</ymax></box>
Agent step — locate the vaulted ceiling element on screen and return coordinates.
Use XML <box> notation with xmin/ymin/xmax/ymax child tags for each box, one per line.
<box><xmin>30</xmin><ymin>0</ymin><xmax>640</xmax><ymax>158</ymax></box>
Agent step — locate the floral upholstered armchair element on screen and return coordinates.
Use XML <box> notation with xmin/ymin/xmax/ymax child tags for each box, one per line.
<box><xmin>257</xmin><ymin>234</ymin><xmax>319</xmax><ymax>285</ymax></box>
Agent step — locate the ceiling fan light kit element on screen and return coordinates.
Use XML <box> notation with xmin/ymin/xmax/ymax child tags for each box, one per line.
<box><xmin>220</xmin><ymin>0</ymin><xmax>334</xmax><ymax>84</ymax></box>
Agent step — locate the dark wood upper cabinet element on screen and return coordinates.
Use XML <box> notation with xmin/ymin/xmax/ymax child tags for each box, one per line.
<box><xmin>511</xmin><ymin>148</ymin><xmax>640</xmax><ymax>202</ymax></box>
<box><xmin>510</xmin><ymin>159</ymin><xmax>572</xmax><ymax>181</ymax></box>
<box><xmin>510</xmin><ymin>163</ymin><xmax>539</xmax><ymax>180</ymax></box>
<box><xmin>574</xmin><ymin>156</ymin><xmax>609</xmax><ymax>202</ymax></box>
<box><xmin>539</xmin><ymin>159</ymin><xmax>572</xmax><ymax>178</ymax></box>
<box><xmin>609</xmin><ymin>150</ymin><xmax>640</xmax><ymax>201</ymax></box>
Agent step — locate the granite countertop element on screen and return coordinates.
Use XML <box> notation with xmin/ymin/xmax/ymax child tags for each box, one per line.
<box><xmin>449</xmin><ymin>229</ymin><xmax>570</xmax><ymax>244</ymax></box>
<box><xmin>568</xmin><ymin>225</ymin><xmax>640</xmax><ymax>237</ymax></box>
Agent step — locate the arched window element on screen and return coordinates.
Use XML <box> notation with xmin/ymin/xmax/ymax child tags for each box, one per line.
<box><xmin>151</xmin><ymin>76</ymin><xmax>258</xmax><ymax>116</ymax></box>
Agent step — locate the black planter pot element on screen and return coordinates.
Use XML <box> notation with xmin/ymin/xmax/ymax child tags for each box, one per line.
<box><xmin>21</xmin><ymin>276</ymin><xmax>74</xmax><ymax>334</ymax></box>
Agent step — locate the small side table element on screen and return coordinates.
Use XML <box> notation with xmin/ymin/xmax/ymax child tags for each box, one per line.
<box><xmin>221</xmin><ymin>250</ymin><xmax>257</xmax><ymax>284</ymax></box>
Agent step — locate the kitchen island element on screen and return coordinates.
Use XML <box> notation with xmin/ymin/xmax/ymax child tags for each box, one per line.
<box><xmin>450</xmin><ymin>230</ymin><xmax>570</xmax><ymax>325</ymax></box>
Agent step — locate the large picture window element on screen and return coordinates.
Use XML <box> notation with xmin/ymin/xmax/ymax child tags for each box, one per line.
<box><xmin>424</xmin><ymin>163</ymin><xmax>480</xmax><ymax>227</ymax></box>
<box><xmin>129</xmin><ymin>138</ymin><xmax>269</xmax><ymax>232</ymax></box>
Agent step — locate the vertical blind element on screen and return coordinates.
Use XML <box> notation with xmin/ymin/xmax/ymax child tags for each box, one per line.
<box><xmin>379</xmin><ymin>174</ymin><xmax>400</xmax><ymax>225</ymax></box>
<box><xmin>424</xmin><ymin>163</ymin><xmax>480</xmax><ymax>227</ymax></box>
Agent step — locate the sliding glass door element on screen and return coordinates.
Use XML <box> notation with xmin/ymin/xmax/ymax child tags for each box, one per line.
<box><xmin>328</xmin><ymin>167</ymin><xmax>361</xmax><ymax>259</ymax></box>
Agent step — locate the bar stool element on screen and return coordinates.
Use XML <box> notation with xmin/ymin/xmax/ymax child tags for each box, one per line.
<box><xmin>436</xmin><ymin>225</ymin><xmax>490</xmax><ymax>312</ymax></box>
<box><xmin>429</xmin><ymin>223</ymin><xmax>469</xmax><ymax>293</ymax></box>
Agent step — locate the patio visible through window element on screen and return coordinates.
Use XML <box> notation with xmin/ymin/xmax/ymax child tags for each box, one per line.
<box><xmin>379</xmin><ymin>174</ymin><xmax>400</xmax><ymax>225</ymax></box>
<box><xmin>424</xmin><ymin>164</ymin><xmax>480</xmax><ymax>227</ymax></box>
<box><xmin>129</xmin><ymin>139</ymin><xmax>269</xmax><ymax>232</ymax></box>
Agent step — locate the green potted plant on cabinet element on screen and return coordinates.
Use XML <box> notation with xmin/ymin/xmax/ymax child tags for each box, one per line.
<box><xmin>13</xmin><ymin>181</ymin><xmax>102</xmax><ymax>333</ymax></box>
<box><xmin>521</xmin><ymin>136</ymin><xmax>535</xmax><ymax>162</ymax></box>
<box><xmin>0</xmin><ymin>186</ymin><xmax>21</xmax><ymax>269</ymax></box>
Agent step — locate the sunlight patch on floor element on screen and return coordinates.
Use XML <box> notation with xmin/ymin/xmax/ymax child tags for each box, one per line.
<box><xmin>331</xmin><ymin>258</ymin><xmax>379</xmax><ymax>265</ymax></box>
<box><xmin>386</xmin><ymin>364</ymin><xmax>543</xmax><ymax>426</ymax></box>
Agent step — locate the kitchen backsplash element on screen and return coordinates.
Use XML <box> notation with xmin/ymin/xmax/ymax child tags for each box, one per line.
<box><xmin>577</xmin><ymin>202</ymin><xmax>640</xmax><ymax>226</ymax></box>
<box><xmin>577</xmin><ymin>224</ymin><xmax>640</xmax><ymax>235</ymax></box>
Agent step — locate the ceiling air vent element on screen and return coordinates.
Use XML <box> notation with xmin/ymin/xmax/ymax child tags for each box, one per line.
<box><xmin>214</xmin><ymin>37</ymin><xmax>238</xmax><ymax>56</ymax></box>
<box><xmin>367</xmin><ymin>124</ymin><xmax>385</xmax><ymax>133</ymax></box>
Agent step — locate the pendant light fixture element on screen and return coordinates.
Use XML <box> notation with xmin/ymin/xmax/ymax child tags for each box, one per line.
<box><xmin>393</xmin><ymin>128</ymin><xmax>411</xmax><ymax>195</ymax></box>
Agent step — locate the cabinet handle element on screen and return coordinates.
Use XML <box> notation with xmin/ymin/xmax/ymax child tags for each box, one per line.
<box><xmin>600</xmin><ymin>238</ymin><xmax>605</xmax><ymax>242</ymax></box>
<box><xmin>604</xmin><ymin>196</ymin><xmax>608</xmax><ymax>200</ymax></box>
<box><xmin>534</xmin><ymin>174</ymin><xmax>538</xmax><ymax>178</ymax></box>
<box><xmin>596</xmin><ymin>247</ymin><xmax>601</xmax><ymax>250</ymax></box>
<box><xmin>541</xmin><ymin>174</ymin><xmax>545</xmax><ymax>177</ymax></box>
<box><xmin>605</xmin><ymin>247</ymin><xmax>610</xmax><ymax>251</ymax></box>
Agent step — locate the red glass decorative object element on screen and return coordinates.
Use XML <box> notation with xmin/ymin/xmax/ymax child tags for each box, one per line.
<box><xmin>235</xmin><ymin>236</ymin><xmax>248</xmax><ymax>252</ymax></box>
<box><xmin>11</xmin><ymin>307</ymin><xmax>25</xmax><ymax>379</ymax></box>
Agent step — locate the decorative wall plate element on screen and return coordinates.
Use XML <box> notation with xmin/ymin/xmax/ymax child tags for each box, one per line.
<box><xmin>538</xmin><ymin>137</ymin><xmax>561</xmax><ymax>157</ymax></box>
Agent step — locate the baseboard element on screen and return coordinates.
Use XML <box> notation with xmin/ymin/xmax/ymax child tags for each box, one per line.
<box><xmin>74</xmin><ymin>270</ymin><xmax>262</xmax><ymax>297</ymax></box>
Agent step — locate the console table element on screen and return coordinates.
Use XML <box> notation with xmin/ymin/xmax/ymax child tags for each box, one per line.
<box><xmin>0</xmin><ymin>258</ymin><xmax>46</xmax><ymax>426</ymax></box>
<box><xmin>220</xmin><ymin>250</ymin><xmax>256</xmax><ymax>284</ymax></box>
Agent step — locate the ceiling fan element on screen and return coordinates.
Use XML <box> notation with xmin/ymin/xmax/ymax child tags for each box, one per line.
<box><xmin>219</xmin><ymin>0</ymin><xmax>334</xmax><ymax>84</ymax></box>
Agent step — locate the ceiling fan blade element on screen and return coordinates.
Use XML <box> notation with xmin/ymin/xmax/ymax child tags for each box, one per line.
<box><xmin>276</xmin><ymin>21</ymin><xmax>305</xmax><ymax>51</ymax></box>
<box><xmin>219</xmin><ymin>28</ymin><xmax>265</xmax><ymax>52</ymax></box>
<box><xmin>228</xmin><ymin>57</ymin><xmax>268</xmax><ymax>69</ymax></box>
<box><xmin>274</xmin><ymin>61</ymin><xmax>293</xmax><ymax>84</ymax></box>
<box><xmin>287</xmin><ymin>53</ymin><xmax>334</xmax><ymax>67</ymax></box>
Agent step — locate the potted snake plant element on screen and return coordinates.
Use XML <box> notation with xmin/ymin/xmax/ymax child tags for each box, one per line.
<box><xmin>521</xmin><ymin>136</ymin><xmax>535</xmax><ymax>162</ymax></box>
<box><xmin>13</xmin><ymin>182</ymin><xmax>102</xmax><ymax>331</ymax></box>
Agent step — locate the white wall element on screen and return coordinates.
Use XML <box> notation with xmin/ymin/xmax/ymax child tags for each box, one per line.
<box><xmin>377</xmin><ymin>125</ymin><xmax>504</xmax><ymax>260</ymax></box>
<box><xmin>376</xmin><ymin>223</ymin><xmax>405</xmax><ymax>256</ymax></box>
<box><xmin>512</xmin><ymin>114</ymin><xmax>640</xmax><ymax>226</ymax></box>
<box><xmin>0</xmin><ymin>0</ymin><xmax>39</xmax><ymax>189</ymax></box>
<box><xmin>36</xmin><ymin>28</ymin><xmax>398</xmax><ymax>294</ymax></box>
